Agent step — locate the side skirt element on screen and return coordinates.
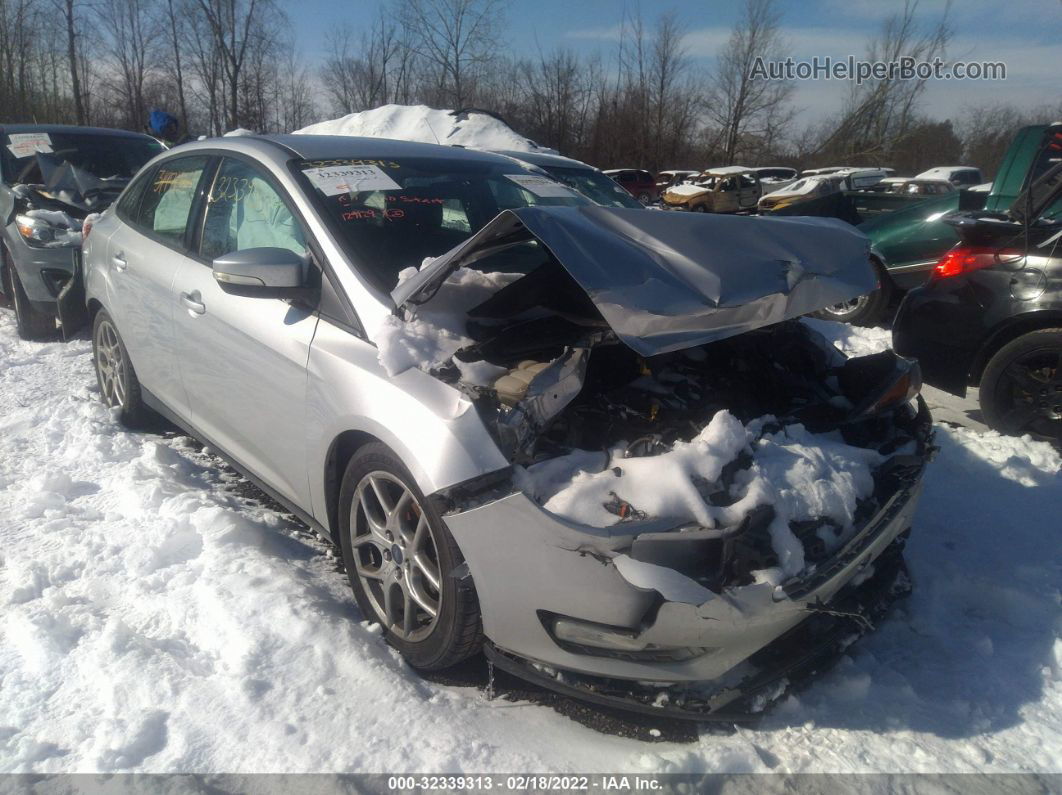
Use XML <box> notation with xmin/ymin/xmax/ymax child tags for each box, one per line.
<box><xmin>141</xmin><ymin>388</ymin><xmax>333</xmax><ymax>544</ymax></box>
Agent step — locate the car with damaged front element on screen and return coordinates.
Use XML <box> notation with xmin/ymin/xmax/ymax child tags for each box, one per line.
<box><xmin>0</xmin><ymin>124</ymin><xmax>166</xmax><ymax>339</ymax></box>
<box><xmin>83</xmin><ymin>135</ymin><xmax>934</xmax><ymax>720</ymax></box>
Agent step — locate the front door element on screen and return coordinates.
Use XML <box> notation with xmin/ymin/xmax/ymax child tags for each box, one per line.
<box><xmin>170</xmin><ymin>156</ymin><xmax>319</xmax><ymax>508</ymax></box>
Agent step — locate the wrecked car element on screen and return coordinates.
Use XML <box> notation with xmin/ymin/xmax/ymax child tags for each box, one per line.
<box><xmin>661</xmin><ymin>166</ymin><xmax>761</xmax><ymax>213</ymax></box>
<box><xmin>83</xmin><ymin>136</ymin><xmax>933</xmax><ymax>719</ymax></box>
<box><xmin>0</xmin><ymin>124</ymin><xmax>165</xmax><ymax>339</ymax></box>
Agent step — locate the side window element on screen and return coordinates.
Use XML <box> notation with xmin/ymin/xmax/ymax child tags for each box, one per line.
<box><xmin>115</xmin><ymin>167</ymin><xmax>154</xmax><ymax>220</ymax></box>
<box><xmin>200</xmin><ymin>157</ymin><xmax>307</xmax><ymax>261</ymax></box>
<box><xmin>134</xmin><ymin>155</ymin><xmax>209</xmax><ymax>246</ymax></box>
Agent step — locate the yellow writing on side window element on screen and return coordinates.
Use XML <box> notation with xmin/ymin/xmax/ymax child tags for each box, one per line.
<box><xmin>153</xmin><ymin>170</ymin><xmax>199</xmax><ymax>193</ymax></box>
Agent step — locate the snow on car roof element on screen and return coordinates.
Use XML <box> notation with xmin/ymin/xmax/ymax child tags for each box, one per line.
<box><xmin>915</xmin><ymin>166</ymin><xmax>980</xmax><ymax>179</ymax></box>
<box><xmin>293</xmin><ymin>104</ymin><xmax>550</xmax><ymax>153</ymax></box>
<box><xmin>704</xmin><ymin>165</ymin><xmax>754</xmax><ymax>175</ymax></box>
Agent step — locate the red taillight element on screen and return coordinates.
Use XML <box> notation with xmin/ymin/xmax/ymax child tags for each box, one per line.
<box><xmin>933</xmin><ymin>245</ymin><xmax>1022</xmax><ymax>280</ymax></box>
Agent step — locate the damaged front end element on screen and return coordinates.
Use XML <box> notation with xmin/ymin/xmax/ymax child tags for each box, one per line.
<box><xmin>3</xmin><ymin>152</ymin><xmax>123</xmax><ymax>335</ymax></box>
<box><xmin>389</xmin><ymin>206</ymin><xmax>934</xmax><ymax>718</ymax></box>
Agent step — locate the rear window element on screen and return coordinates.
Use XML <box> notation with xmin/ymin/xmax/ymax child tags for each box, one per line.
<box><xmin>294</xmin><ymin>156</ymin><xmax>588</xmax><ymax>289</ymax></box>
<box><xmin>2</xmin><ymin>131</ymin><xmax>163</xmax><ymax>185</ymax></box>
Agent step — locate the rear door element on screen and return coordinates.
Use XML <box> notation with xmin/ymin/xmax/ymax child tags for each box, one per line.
<box><xmin>170</xmin><ymin>155</ymin><xmax>319</xmax><ymax>508</ymax></box>
<box><xmin>106</xmin><ymin>154</ymin><xmax>212</xmax><ymax>419</ymax></box>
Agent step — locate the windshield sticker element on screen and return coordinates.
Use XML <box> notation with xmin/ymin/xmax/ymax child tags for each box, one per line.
<box><xmin>7</xmin><ymin>133</ymin><xmax>53</xmax><ymax>158</ymax></box>
<box><xmin>303</xmin><ymin>164</ymin><xmax>402</xmax><ymax>195</ymax></box>
<box><xmin>302</xmin><ymin>158</ymin><xmax>400</xmax><ymax>169</ymax></box>
<box><xmin>504</xmin><ymin>174</ymin><xmax>575</xmax><ymax>197</ymax></box>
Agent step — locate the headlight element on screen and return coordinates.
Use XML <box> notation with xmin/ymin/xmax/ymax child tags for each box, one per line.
<box><xmin>15</xmin><ymin>213</ymin><xmax>82</xmax><ymax>248</ymax></box>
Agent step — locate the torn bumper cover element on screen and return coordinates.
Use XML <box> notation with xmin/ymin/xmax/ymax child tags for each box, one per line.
<box><xmin>442</xmin><ymin>398</ymin><xmax>931</xmax><ymax>712</ymax></box>
<box><xmin>393</xmin><ymin>205</ymin><xmax>876</xmax><ymax>356</ymax></box>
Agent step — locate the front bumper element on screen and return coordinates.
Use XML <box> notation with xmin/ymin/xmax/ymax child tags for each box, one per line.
<box><xmin>485</xmin><ymin>538</ymin><xmax>912</xmax><ymax>720</ymax></box>
<box><xmin>445</xmin><ymin>399</ymin><xmax>932</xmax><ymax>687</ymax></box>
<box><xmin>4</xmin><ymin>224</ymin><xmax>79</xmax><ymax>307</ymax></box>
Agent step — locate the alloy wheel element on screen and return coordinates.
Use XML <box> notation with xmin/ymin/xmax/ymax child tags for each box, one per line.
<box><xmin>821</xmin><ymin>294</ymin><xmax>869</xmax><ymax>317</ymax></box>
<box><xmin>349</xmin><ymin>471</ymin><xmax>443</xmax><ymax>642</ymax></box>
<box><xmin>95</xmin><ymin>319</ymin><xmax>127</xmax><ymax>408</ymax></box>
<box><xmin>996</xmin><ymin>348</ymin><xmax>1062</xmax><ymax>439</ymax></box>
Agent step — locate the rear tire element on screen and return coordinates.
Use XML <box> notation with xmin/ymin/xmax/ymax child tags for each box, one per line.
<box><xmin>813</xmin><ymin>262</ymin><xmax>893</xmax><ymax>326</ymax></box>
<box><xmin>979</xmin><ymin>329</ymin><xmax>1062</xmax><ymax>442</ymax></box>
<box><xmin>92</xmin><ymin>310</ymin><xmax>148</xmax><ymax>426</ymax></box>
<box><xmin>338</xmin><ymin>443</ymin><xmax>483</xmax><ymax>670</ymax></box>
<box><xmin>9</xmin><ymin>264</ymin><xmax>56</xmax><ymax>340</ymax></box>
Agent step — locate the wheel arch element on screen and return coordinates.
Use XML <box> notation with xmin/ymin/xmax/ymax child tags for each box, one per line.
<box><xmin>323</xmin><ymin>429</ymin><xmax>384</xmax><ymax>544</ymax></box>
<box><xmin>970</xmin><ymin>310</ymin><xmax>1062</xmax><ymax>386</ymax></box>
<box><xmin>87</xmin><ymin>297</ymin><xmax>104</xmax><ymax>324</ymax></box>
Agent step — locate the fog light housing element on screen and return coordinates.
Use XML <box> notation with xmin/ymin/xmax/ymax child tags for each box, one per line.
<box><xmin>544</xmin><ymin>613</ymin><xmax>713</xmax><ymax>662</ymax></box>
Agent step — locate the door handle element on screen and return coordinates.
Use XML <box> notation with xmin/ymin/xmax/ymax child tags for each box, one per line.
<box><xmin>180</xmin><ymin>291</ymin><xmax>206</xmax><ymax>315</ymax></box>
<box><xmin>113</xmin><ymin>253</ymin><xmax>127</xmax><ymax>271</ymax></box>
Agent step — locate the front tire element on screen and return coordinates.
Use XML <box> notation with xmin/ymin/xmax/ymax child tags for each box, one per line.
<box><xmin>339</xmin><ymin>443</ymin><xmax>483</xmax><ymax>670</ymax></box>
<box><xmin>979</xmin><ymin>329</ymin><xmax>1062</xmax><ymax>442</ymax></box>
<box><xmin>9</xmin><ymin>264</ymin><xmax>56</xmax><ymax>340</ymax></box>
<box><xmin>813</xmin><ymin>262</ymin><xmax>893</xmax><ymax>326</ymax></box>
<box><xmin>92</xmin><ymin>310</ymin><xmax>148</xmax><ymax>426</ymax></box>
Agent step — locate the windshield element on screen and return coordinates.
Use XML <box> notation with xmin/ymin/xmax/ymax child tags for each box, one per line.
<box><xmin>542</xmin><ymin>165</ymin><xmax>643</xmax><ymax>209</ymax></box>
<box><xmin>3</xmin><ymin>132</ymin><xmax>164</xmax><ymax>184</ymax></box>
<box><xmin>295</xmin><ymin>156</ymin><xmax>589</xmax><ymax>289</ymax></box>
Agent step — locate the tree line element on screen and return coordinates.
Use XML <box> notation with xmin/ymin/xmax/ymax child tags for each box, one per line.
<box><xmin>0</xmin><ymin>0</ymin><xmax>1055</xmax><ymax>178</ymax></box>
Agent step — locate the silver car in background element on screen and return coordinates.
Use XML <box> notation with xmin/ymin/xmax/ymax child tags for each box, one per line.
<box><xmin>84</xmin><ymin>135</ymin><xmax>933</xmax><ymax>719</ymax></box>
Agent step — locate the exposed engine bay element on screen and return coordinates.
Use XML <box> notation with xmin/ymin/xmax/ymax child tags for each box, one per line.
<box><xmin>373</xmin><ymin>206</ymin><xmax>933</xmax><ymax>714</ymax></box>
<box><xmin>397</xmin><ymin>250</ymin><xmax>929</xmax><ymax>593</ymax></box>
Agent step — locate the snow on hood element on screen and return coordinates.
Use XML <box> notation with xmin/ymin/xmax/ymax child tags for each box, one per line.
<box><xmin>393</xmin><ymin>206</ymin><xmax>875</xmax><ymax>357</ymax></box>
<box><xmin>665</xmin><ymin>183</ymin><xmax>709</xmax><ymax>197</ymax></box>
<box><xmin>294</xmin><ymin>104</ymin><xmax>552</xmax><ymax>153</ymax></box>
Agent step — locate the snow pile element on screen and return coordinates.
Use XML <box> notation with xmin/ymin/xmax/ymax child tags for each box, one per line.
<box><xmin>223</xmin><ymin>128</ymin><xmax>255</xmax><ymax>137</ymax></box>
<box><xmin>1</xmin><ymin>308</ymin><xmax>1060</xmax><ymax>773</ymax></box>
<box><xmin>373</xmin><ymin>265</ymin><xmax>519</xmax><ymax>377</ymax></box>
<box><xmin>523</xmin><ymin>410</ymin><xmax>884</xmax><ymax>582</ymax></box>
<box><xmin>295</xmin><ymin>104</ymin><xmax>551</xmax><ymax>152</ymax></box>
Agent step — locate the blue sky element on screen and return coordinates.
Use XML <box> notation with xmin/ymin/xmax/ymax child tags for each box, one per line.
<box><xmin>291</xmin><ymin>0</ymin><xmax>1061</xmax><ymax>123</ymax></box>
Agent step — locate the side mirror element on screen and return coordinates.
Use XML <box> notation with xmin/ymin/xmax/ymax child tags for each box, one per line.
<box><xmin>212</xmin><ymin>247</ymin><xmax>311</xmax><ymax>299</ymax></box>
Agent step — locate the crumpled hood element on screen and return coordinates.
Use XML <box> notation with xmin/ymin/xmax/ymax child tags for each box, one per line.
<box><xmin>393</xmin><ymin>205</ymin><xmax>875</xmax><ymax>356</ymax></box>
<box><xmin>24</xmin><ymin>152</ymin><xmax>127</xmax><ymax>213</ymax></box>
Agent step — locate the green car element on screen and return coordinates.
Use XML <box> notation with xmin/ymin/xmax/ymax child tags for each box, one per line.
<box><xmin>771</xmin><ymin>123</ymin><xmax>1062</xmax><ymax>324</ymax></box>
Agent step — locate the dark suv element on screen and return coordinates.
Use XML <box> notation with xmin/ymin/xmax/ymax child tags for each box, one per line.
<box><xmin>0</xmin><ymin>124</ymin><xmax>164</xmax><ymax>339</ymax></box>
<box><xmin>893</xmin><ymin>162</ymin><xmax>1062</xmax><ymax>442</ymax></box>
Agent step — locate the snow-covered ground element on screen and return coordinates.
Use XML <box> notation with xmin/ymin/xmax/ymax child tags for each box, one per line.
<box><xmin>294</xmin><ymin>104</ymin><xmax>550</xmax><ymax>153</ymax></box>
<box><xmin>1</xmin><ymin>309</ymin><xmax>1059</xmax><ymax>774</ymax></box>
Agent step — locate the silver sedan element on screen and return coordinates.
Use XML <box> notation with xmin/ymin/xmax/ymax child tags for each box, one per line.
<box><xmin>83</xmin><ymin>135</ymin><xmax>932</xmax><ymax>719</ymax></box>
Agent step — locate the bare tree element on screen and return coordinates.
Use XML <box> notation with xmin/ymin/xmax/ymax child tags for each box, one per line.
<box><xmin>192</xmin><ymin>0</ymin><xmax>281</xmax><ymax>130</ymax></box>
<box><xmin>100</xmin><ymin>0</ymin><xmax>161</xmax><ymax>129</ymax></box>
<box><xmin>708</xmin><ymin>0</ymin><xmax>794</xmax><ymax>164</ymax></box>
<box><xmin>165</xmin><ymin>0</ymin><xmax>191</xmax><ymax>130</ymax></box>
<box><xmin>811</xmin><ymin>0</ymin><xmax>951</xmax><ymax>163</ymax></box>
<box><xmin>648</xmin><ymin>11</ymin><xmax>702</xmax><ymax>170</ymax></box>
<box><xmin>322</xmin><ymin>11</ymin><xmax>415</xmax><ymax>114</ymax></box>
<box><xmin>399</xmin><ymin>0</ymin><xmax>507</xmax><ymax>107</ymax></box>
<box><xmin>55</xmin><ymin>0</ymin><xmax>86</xmax><ymax>123</ymax></box>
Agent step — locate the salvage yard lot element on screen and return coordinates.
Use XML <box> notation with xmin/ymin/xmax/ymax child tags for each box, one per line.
<box><xmin>0</xmin><ymin>310</ymin><xmax>1059</xmax><ymax>774</ymax></box>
